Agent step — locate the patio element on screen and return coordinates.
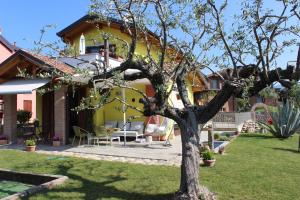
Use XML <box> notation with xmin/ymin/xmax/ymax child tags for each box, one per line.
<box><xmin>0</xmin><ymin>136</ymin><xmax>184</xmax><ymax>166</ymax></box>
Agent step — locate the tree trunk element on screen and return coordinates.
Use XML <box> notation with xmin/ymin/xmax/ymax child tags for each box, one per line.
<box><xmin>298</xmin><ymin>134</ymin><xmax>300</xmax><ymax>153</ymax></box>
<box><xmin>175</xmin><ymin>111</ymin><xmax>216</xmax><ymax>200</ymax></box>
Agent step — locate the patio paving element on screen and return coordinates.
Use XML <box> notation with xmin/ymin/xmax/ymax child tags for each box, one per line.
<box><xmin>0</xmin><ymin>132</ymin><xmax>209</xmax><ymax>167</ymax></box>
<box><xmin>0</xmin><ymin>136</ymin><xmax>183</xmax><ymax>166</ymax></box>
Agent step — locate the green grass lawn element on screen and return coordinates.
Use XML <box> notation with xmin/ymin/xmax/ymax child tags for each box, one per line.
<box><xmin>0</xmin><ymin>133</ymin><xmax>299</xmax><ymax>200</ymax></box>
<box><xmin>202</xmin><ymin>134</ymin><xmax>300</xmax><ymax>200</ymax></box>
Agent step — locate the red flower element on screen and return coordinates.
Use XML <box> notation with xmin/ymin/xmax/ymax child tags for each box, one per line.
<box><xmin>267</xmin><ymin>117</ymin><xmax>273</xmax><ymax>125</ymax></box>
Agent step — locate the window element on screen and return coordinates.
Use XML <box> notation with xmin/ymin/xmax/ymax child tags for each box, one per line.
<box><xmin>220</xmin><ymin>107</ymin><xmax>226</xmax><ymax>112</ymax></box>
<box><xmin>0</xmin><ymin>99</ymin><xmax>3</xmax><ymax>112</ymax></box>
<box><xmin>23</xmin><ymin>100</ymin><xmax>32</xmax><ymax>112</ymax></box>
<box><xmin>256</xmin><ymin>96</ymin><xmax>263</xmax><ymax>103</ymax></box>
<box><xmin>85</xmin><ymin>44</ymin><xmax>117</xmax><ymax>57</ymax></box>
<box><xmin>210</xmin><ymin>79</ymin><xmax>220</xmax><ymax>89</ymax></box>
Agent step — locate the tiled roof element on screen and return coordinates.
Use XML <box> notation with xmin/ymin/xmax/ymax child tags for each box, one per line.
<box><xmin>22</xmin><ymin>50</ymin><xmax>75</xmax><ymax>74</ymax></box>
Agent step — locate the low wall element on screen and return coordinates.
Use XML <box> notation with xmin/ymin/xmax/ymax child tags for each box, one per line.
<box><xmin>235</xmin><ymin>112</ymin><xmax>253</xmax><ymax>132</ymax></box>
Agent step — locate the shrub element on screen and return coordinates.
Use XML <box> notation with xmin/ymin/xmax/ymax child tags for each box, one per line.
<box><xmin>202</xmin><ymin>150</ymin><xmax>215</xmax><ymax>161</ymax></box>
<box><xmin>259</xmin><ymin>100</ymin><xmax>300</xmax><ymax>138</ymax></box>
<box><xmin>225</xmin><ymin>133</ymin><xmax>231</xmax><ymax>138</ymax></box>
<box><xmin>199</xmin><ymin>144</ymin><xmax>210</xmax><ymax>157</ymax></box>
<box><xmin>218</xmin><ymin>136</ymin><xmax>231</xmax><ymax>141</ymax></box>
<box><xmin>25</xmin><ymin>139</ymin><xmax>36</xmax><ymax>146</ymax></box>
<box><xmin>214</xmin><ymin>133</ymin><xmax>220</xmax><ymax>140</ymax></box>
<box><xmin>17</xmin><ymin>110</ymin><xmax>32</xmax><ymax>124</ymax></box>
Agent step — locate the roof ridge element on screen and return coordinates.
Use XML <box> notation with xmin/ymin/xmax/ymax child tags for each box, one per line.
<box><xmin>0</xmin><ymin>35</ymin><xmax>19</xmax><ymax>52</ymax></box>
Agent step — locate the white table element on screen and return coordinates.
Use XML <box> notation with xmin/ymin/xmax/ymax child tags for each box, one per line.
<box><xmin>111</xmin><ymin>130</ymin><xmax>143</xmax><ymax>140</ymax></box>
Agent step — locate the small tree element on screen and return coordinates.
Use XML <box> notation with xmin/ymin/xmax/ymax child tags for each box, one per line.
<box><xmin>17</xmin><ymin>110</ymin><xmax>32</xmax><ymax>125</ymax></box>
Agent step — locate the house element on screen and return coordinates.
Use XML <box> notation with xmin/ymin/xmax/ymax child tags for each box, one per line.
<box><xmin>57</xmin><ymin>15</ymin><xmax>209</xmax><ymax>141</ymax></box>
<box><xmin>0</xmin><ymin>15</ymin><xmax>208</xmax><ymax>144</ymax></box>
<box><xmin>0</xmin><ymin>33</ymin><xmax>43</xmax><ymax>123</ymax></box>
<box><xmin>0</xmin><ymin>34</ymin><xmax>18</xmax><ymax>63</ymax></box>
<box><xmin>0</xmin><ymin>34</ymin><xmax>18</xmax><ymax>123</ymax></box>
<box><xmin>0</xmin><ymin>49</ymin><xmax>74</xmax><ymax>143</ymax></box>
<box><xmin>194</xmin><ymin>72</ymin><xmax>278</xmax><ymax>112</ymax></box>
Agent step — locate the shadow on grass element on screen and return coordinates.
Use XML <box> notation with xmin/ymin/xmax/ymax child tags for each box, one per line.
<box><xmin>271</xmin><ymin>147</ymin><xmax>300</xmax><ymax>154</ymax></box>
<box><xmin>240</xmin><ymin>134</ymin><xmax>275</xmax><ymax>139</ymax></box>
<box><xmin>20</xmin><ymin>160</ymin><xmax>174</xmax><ymax>200</ymax></box>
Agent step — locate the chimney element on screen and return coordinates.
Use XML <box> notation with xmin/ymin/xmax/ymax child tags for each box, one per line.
<box><xmin>0</xmin><ymin>27</ymin><xmax>2</xmax><ymax>35</ymax></box>
<box><xmin>103</xmin><ymin>36</ymin><xmax>109</xmax><ymax>68</ymax></box>
<box><xmin>79</xmin><ymin>33</ymin><xmax>85</xmax><ymax>55</ymax></box>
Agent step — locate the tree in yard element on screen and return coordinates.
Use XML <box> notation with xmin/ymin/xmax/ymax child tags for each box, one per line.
<box><xmin>53</xmin><ymin>0</ymin><xmax>300</xmax><ymax>199</ymax></box>
<box><xmin>85</xmin><ymin>0</ymin><xmax>300</xmax><ymax>199</ymax></box>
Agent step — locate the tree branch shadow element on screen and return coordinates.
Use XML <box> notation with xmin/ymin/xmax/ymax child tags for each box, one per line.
<box><xmin>19</xmin><ymin>160</ymin><xmax>174</xmax><ymax>200</ymax></box>
<box><xmin>240</xmin><ymin>134</ymin><xmax>274</xmax><ymax>139</ymax></box>
<box><xmin>271</xmin><ymin>147</ymin><xmax>300</xmax><ymax>154</ymax></box>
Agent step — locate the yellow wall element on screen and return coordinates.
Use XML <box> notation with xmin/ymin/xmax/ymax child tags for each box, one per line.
<box><xmin>70</xmin><ymin>25</ymin><xmax>196</xmax><ymax>137</ymax></box>
<box><xmin>93</xmin><ymin>84</ymin><xmax>146</xmax><ymax>126</ymax></box>
<box><xmin>36</xmin><ymin>93</ymin><xmax>42</xmax><ymax>125</ymax></box>
<box><xmin>71</xmin><ymin>26</ymin><xmax>160</xmax><ymax>60</ymax></box>
<box><xmin>186</xmin><ymin>79</ymin><xmax>195</xmax><ymax>104</ymax></box>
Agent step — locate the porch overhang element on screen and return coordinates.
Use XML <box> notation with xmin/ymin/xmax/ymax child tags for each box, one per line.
<box><xmin>0</xmin><ymin>78</ymin><xmax>50</xmax><ymax>94</ymax></box>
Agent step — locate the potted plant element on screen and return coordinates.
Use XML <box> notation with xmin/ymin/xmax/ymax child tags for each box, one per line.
<box><xmin>202</xmin><ymin>150</ymin><xmax>216</xmax><ymax>167</ymax></box>
<box><xmin>0</xmin><ymin>135</ymin><xmax>8</xmax><ymax>145</ymax></box>
<box><xmin>218</xmin><ymin>146</ymin><xmax>225</xmax><ymax>155</ymax></box>
<box><xmin>52</xmin><ymin>136</ymin><xmax>60</xmax><ymax>147</ymax></box>
<box><xmin>25</xmin><ymin>139</ymin><xmax>36</xmax><ymax>152</ymax></box>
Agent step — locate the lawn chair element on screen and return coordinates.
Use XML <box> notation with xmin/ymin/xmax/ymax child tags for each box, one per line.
<box><xmin>144</xmin><ymin>117</ymin><xmax>173</xmax><ymax>146</ymax></box>
<box><xmin>72</xmin><ymin>126</ymin><xmax>89</xmax><ymax>146</ymax></box>
<box><xmin>93</xmin><ymin>126</ymin><xmax>121</xmax><ymax>145</ymax></box>
<box><xmin>93</xmin><ymin>126</ymin><xmax>109</xmax><ymax>145</ymax></box>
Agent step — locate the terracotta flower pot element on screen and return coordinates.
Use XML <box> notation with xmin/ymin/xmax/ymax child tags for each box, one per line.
<box><xmin>218</xmin><ymin>146</ymin><xmax>225</xmax><ymax>155</ymax></box>
<box><xmin>26</xmin><ymin>145</ymin><xmax>36</xmax><ymax>152</ymax></box>
<box><xmin>53</xmin><ymin>141</ymin><xmax>60</xmax><ymax>147</ymax></box>
<box><xmin>0</xmin><ymin>139</ymin><xmax>7</xmax><ymax>145</ymax></box>
<box><xmin>159</xmin><ymin>135</ymin><xmax>166</xmax><ymax>141</ymax></box>
<box><xmin>203</xmin><ymin>159</ymin><xmax>216</xmax><ymax>167</ymax></box>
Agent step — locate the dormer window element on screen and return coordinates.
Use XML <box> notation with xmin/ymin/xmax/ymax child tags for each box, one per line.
<box><xmin>210</xmin><ymin>79</ymin><xmax>220</xmax><ymax>89</ymax></box>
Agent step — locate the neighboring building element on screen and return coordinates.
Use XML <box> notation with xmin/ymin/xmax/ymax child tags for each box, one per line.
<box><xmin>0</xmin><ymin>15</ymin><xmax>208</xmax><ymax>144</ymax></box>
<box><xmin>0</xmin><ymin>34</ymin><xmax>17</xmax><ymax>123</ymax></box>
<box><xmin>195</xmin><ymin>73</ymin><xmax>278</xmax><ymax>112</ymax></box>
<box><xmin>0</xmin><ymin>49</ymin><xmax>74</xmax><ymax>142</ymax></box>
<box><xmin>0</xmin><ymin>34</ymin><xmax>41</xmax><ymax>123</ymax></box>
<box><xmin>194</xmin><ymin>73</ymin><xmax>236</xmax><ymax>112</ymax></box>
<box><xmin>0</xmin><ymin>34</ymin><xmax>18</xmax><ymax>63</ymax></box>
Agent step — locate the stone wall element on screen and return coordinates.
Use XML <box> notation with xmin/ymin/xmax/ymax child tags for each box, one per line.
<box><xmin>54</xmin><ymin>86</ymin><xmax>67</xmax><ymax>144</ymax></box>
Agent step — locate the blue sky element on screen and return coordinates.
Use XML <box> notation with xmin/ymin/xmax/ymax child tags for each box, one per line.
<box><xmin>0</xmin><ymin>0</ymin><xmax>299</xmax><ymax>71</ymax></box>
<box><xmin>0</xmin><ymin>0</ymin><xmax>91</xmax><ymax>49</ymax></box>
